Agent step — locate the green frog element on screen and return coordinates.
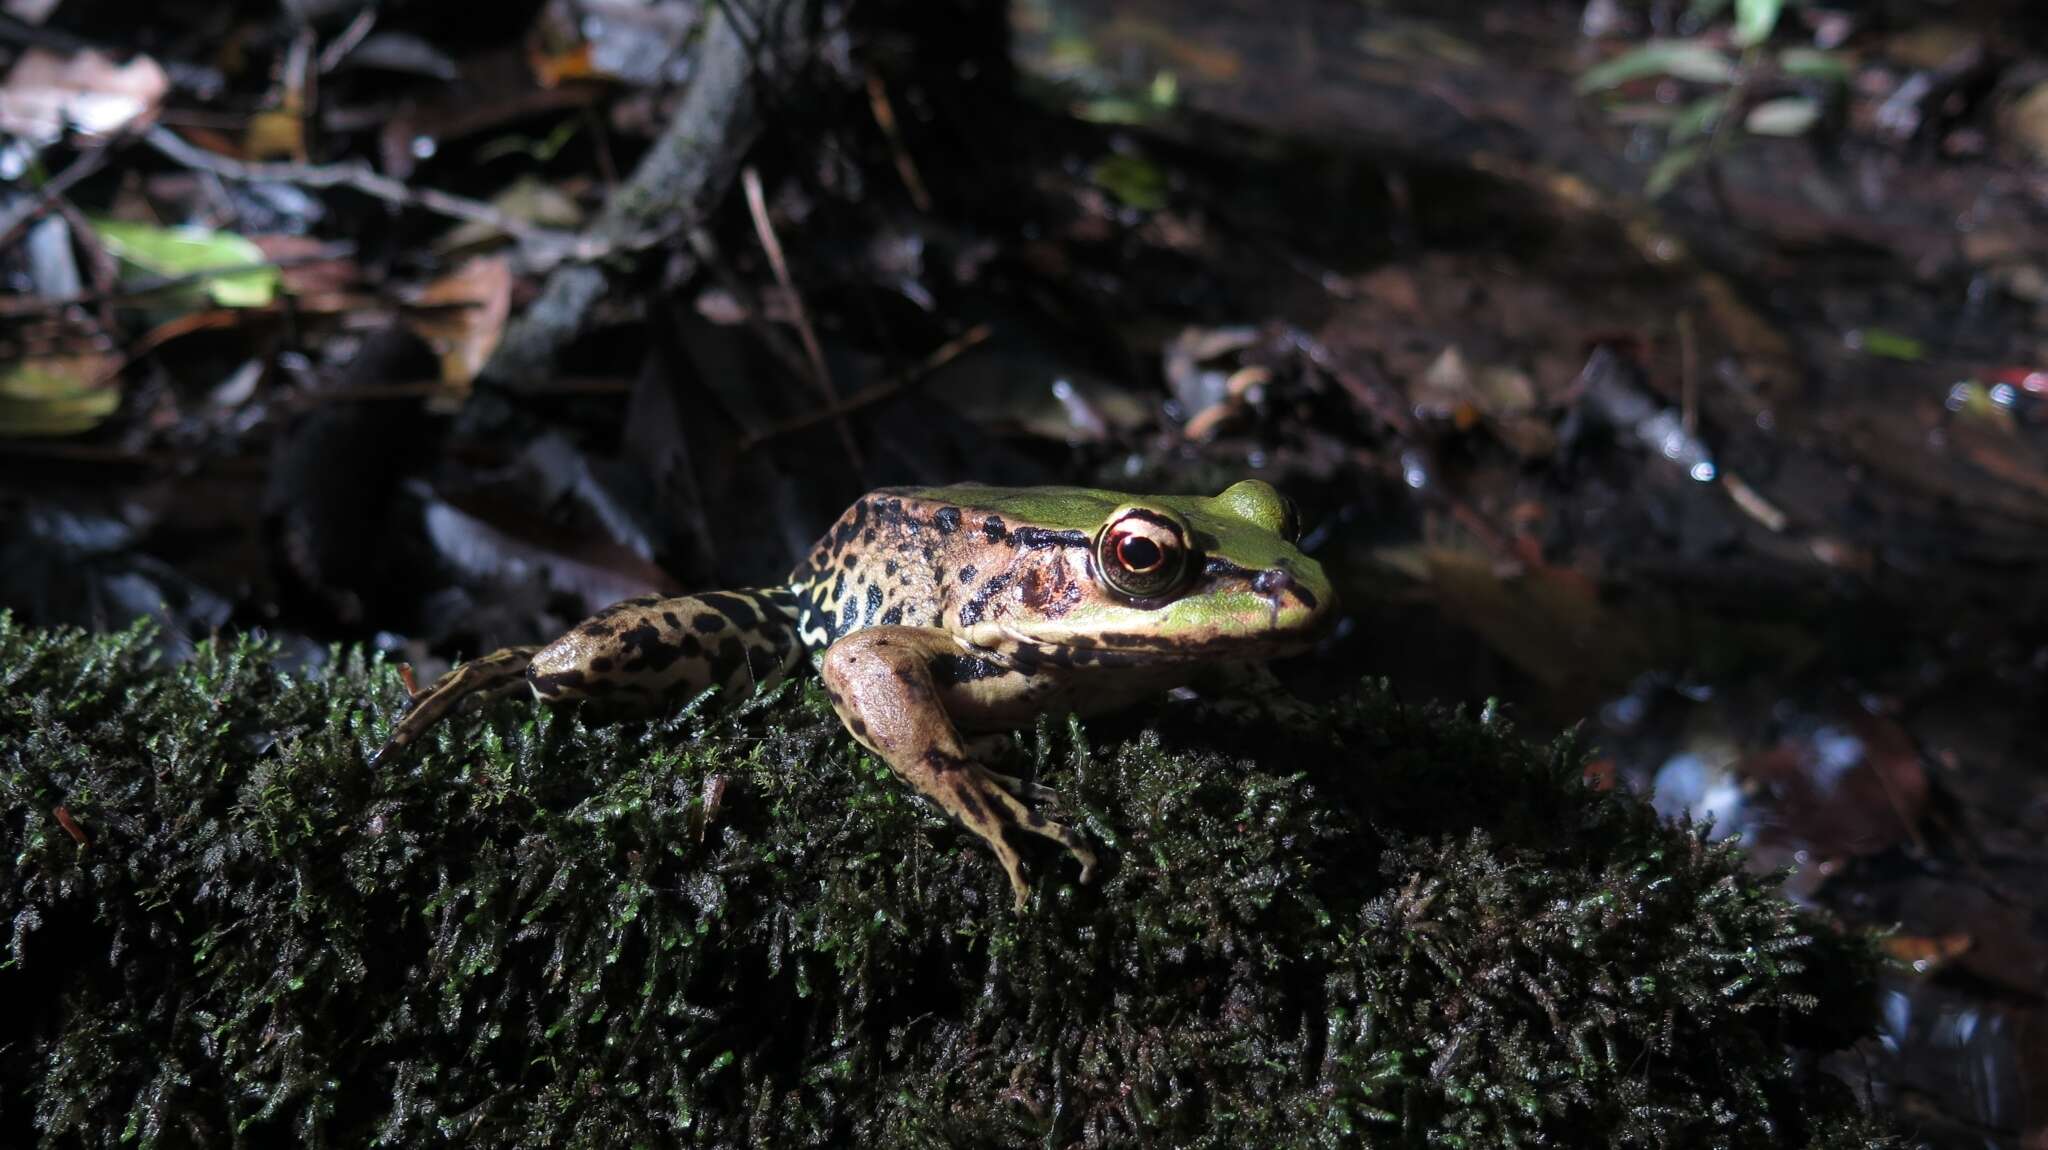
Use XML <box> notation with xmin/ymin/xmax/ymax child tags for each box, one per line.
<box><xmin>374</xmin><ymin>480</ymin><xmax>1333</xmax><ymax>908</ymax></box>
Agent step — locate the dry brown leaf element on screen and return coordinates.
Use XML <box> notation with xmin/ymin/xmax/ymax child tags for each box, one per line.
<box><xmin>248</xmin><ymin>235</ymin><xmax>360</xmax><ymax>297</ymax></box>
<box><xmin>242</xmin><ymin>109</ymin><xmax>305</xmax><ymax>162</ymax></box>
<box><xmin>0</xmin><ymin>47</ymin><xmax>168</xmax><ymax>145</ymax></box>
<box><xmin>1881</xmin><ymin>933</ymin><xmax>1974</xmax><ymax>975</ymax></box>
<box><xmin>403</xmin><ymin>255</ymin><xmax>513</xmax><ymax>396</ymax></box>
<box><xmin>1739</xmin><ymin>711</ymin><xmax>1928</xmax><ymax>859</ymax></box>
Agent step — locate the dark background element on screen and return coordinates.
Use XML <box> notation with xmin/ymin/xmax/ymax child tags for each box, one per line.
<box><xmin>2</xmin><ymin>0</ymin><xmax>2044</xmax><ymax>1143</ymax></box>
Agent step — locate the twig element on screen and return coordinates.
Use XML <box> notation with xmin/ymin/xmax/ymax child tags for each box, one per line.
<box><xmin>142</xmin><ymin>126</ymin><xmax>588</xmax><ymax>262</ymax></box>
<box><xmin>1701</xmin><ymin>47</ymin><xmax>1758</xmax><ymax>220</ymax></box>
<box><xmin>484</xmin><ymin>1</ymin><xmax>802</xmax><ymax>388</ymax></box>
<box><xmin>318</xmin><ymin>7</ymin><xmax>378</xmax><ymax>74</ymax></box>
<box><xmin>0</xmin><ymin>137</ymin><xmax>122</xmax><ymax>256</ymax></box>
<box><xmin>866</xmin><ymin>71</ymin><xmax>932</xmax><ymax>211</ymax></box>
<box><xmin>0</xmin><ymin>441</ymin><xmax>276</xmax><ymax>482</ymax></box>
<box><xmin>738</xmin><ymin>323</ymin><xmax>991</xmax><ymax>450</ymax></box>
<box><xmin>291</xmin><ymin>377</ymin><xmax>633</xmax><ymax>406</ymax></box>
<box><xmin>90</xmin><ymin>309</ymin><xmax>257</xmax><ymax>388</ymax></box>
<box><xmin>741</xmin><ymin>167</ymin><xmax>831</xmax><ymax>402</ymax></box>
<box><xmin>51</xmin><ymin>198</ymin><xmax>120</xmax><ymax>333</ymax></box>
<box><xmin>685</xmin><ymin>226</ymin><xmax>823</xmax><ymax>388</ymax></box>
<box><xmin>1677</xmin><ymin>309</ymin><xmax>1698</xmax><ymax>438</ymax></box>
<box><xmin>742</xmin><ymin>164</ymin><xmax>862</xmax><ymax>470</ymax></box>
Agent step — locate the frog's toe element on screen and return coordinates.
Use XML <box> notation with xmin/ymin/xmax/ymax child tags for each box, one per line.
<box><xmin>1047</xmin><ymin>820</ymin><xmax>1098</xmax><ymax>885</ymax></box>
<box><xmin>993</xmin><ymin>841</ymin><xmax>1032</xmax><ymax>910</ymax></box>
<box><xmin>983</xmin><ymin>768</ymin><xmax>1059</xmax><ymax>804</ymax></box>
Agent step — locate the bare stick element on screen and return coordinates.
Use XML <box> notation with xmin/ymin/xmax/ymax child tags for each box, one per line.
<box><xmin>483</xmin><ymin>1</ymin><xmax>801</xmax><ymax>388</ymax></box>
<box><xmin>738</xmin><ymin>323</ymin><xmax>991</xmax><ymax>451</ymax></box>
<box><xmin>0</xmin><ymin>138</ymin><xmax>121</xmax><ymax>255</ymax></box>
<box><xmin>744</xmin><ymin>167</ymin><xmax>862</xmax><ymax>469</ymax></box>
<box><xmin>142</xmin><ymin>126</ymin><xmax>587</xmax><ymax>262</ymax></box>
<box><xmin>866</xmin><ymin>71</ymin><xmax>932</xmax><ymax>211</ymax></box>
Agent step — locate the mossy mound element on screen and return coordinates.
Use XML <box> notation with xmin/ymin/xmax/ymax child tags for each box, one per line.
<box><xmin>1</xmin><ymin>616</ymin><xmax>1896</xmax><ymax>1147</ymax></box>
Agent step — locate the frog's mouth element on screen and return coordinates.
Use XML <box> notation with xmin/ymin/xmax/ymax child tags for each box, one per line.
<box><xmin>972</xmin><ymin>625</ymin><xmax>1323</xmax><ymax>672</ymax></box>
<box><xmin>966</xmin><ymin>560</ymin><xmax>1334</xmax><ymax>667</ymax></box>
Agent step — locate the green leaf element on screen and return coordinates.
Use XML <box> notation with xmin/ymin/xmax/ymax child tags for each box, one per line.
<box><xmin>1850</xmin><ymin>328</ymin><xmax>1926</xmax><ymax>361</ymax></box>
<box><xmin>1779</xmin><ymin>48</ymin><xmax>1852</xmax><ymax>83</ymax></box>
<box><xmin>1577</xmin><ymin>41</ymin><xmax>1737</xmax><ymax>94</ymax></box>
<box><xmin>1733</xmin><ymin>0</ymin><xmax>1784</xmax><ymax>47</ymax></box>
<box><xmin>1089</xmin><ymin>154</ymin><xmax>1168</xmax><ymax>212</ymax></box>
<box><xmin>90</xmin><ymin>219</ymin><xmax>279</xmax><ymax>308</ymax></box>
<box><xmin>1671</xmin><ymin>93</ymin><xmax>1730</xmax><ymax>144</ymax></box>
<box><xmin>0</xmin><ymin>356</ymin><xmax>121</xmax><ymax>437</ymax></box>
<box><xmin>1646</xmin><ymin>145</ymin><xmax>1705</xmax><ymax>198</ymax></box>
<box><xmin>1744</xmin><ymin>96</ymin><xmax>1821</xmax><ymax>136</ymax></box>
<box><xmin>1684</xmin><ymin>0</ymin><xmax>1734</xmax><ymax>26</ymax></box>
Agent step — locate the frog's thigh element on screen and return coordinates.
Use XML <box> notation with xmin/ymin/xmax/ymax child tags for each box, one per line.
<box><xmin>528</xmin><ymin>591</ymin><xmax>801</xmax><ymax>707</ymax></box>
<box><xmin>818</xmin><ymin>626</ymin><xmax>1096</xmax><ymax>908</ymax></box>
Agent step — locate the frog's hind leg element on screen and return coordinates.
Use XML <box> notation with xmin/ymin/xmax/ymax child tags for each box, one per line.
<box><xmin>371</xmin><ymin>645</ymin><xmax>539</xmax><ymax>767</ymax></box>
<box><xmin>372</xmin><ymin>588</ymin><xmax>803</xmax><ymax>767</ymax></box>
<box><xmin>819</xmin><ymin>626</ymin><xmax>1097</xmax><ymax>909</ymax></box>
<box><xmin>526</xmin><ymin>588</ymin><xmax>805</xmax><ymax>708</ymax></box>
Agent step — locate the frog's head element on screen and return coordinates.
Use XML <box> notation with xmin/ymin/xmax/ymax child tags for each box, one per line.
<box><xmin>961</xmin><ymin>480</ymin><xmax>1335</xmax><ymax>663</ymax></box>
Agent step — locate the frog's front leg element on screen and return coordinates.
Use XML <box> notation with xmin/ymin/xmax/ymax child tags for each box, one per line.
<box><xmin>819</xmin><ymin>626</ymin><xmax>1097</xmax><ymax>909</ymax></box>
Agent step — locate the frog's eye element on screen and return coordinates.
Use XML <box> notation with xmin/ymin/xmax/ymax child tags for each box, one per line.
<box><xmin>1278</xmin><ymin>496</ymin><xmax>1301</xmax><ymax>544</ymax></box>
<box><xmin>1095</xmin><ymin>510</ymin><xmax>1191</xmax><ymax>600</ymax></box>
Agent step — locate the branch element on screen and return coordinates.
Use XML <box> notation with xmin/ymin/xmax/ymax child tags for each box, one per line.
<box><xmin>142</xmin><ymin>126</ymin><xmax>590</xmax><ymax>265</ymax></box>
<box><xmin>481</xmin><ymin>0</ymin><xmax>805</xmax><ymax>389</ymax></box>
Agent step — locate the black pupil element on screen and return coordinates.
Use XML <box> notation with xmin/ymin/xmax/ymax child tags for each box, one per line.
<box><xmin>1118</xmin><ymin>535</ymin><xmax>1163</xmax><ymax>571</ymax></box>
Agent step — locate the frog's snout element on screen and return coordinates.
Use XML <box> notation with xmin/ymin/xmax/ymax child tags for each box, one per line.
<box><xmin>1251</xmin><ymin>567</ymin><xmax>1303</xmax><ymax>602</ymax></box>
<box><xmin>1254</xmin><ymin>565</ymin><xmax>1324</xmax><ymax>611</ymax></box>
<box><xmin>1249</xmin><ymin>559</ymin><xmax>1335</xmax><ymax>640</ymax></box>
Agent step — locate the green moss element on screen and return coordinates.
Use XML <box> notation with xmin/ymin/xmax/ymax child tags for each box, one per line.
<box><xmin>1</xmin><ymin>614</ymin><xmax>1897</xmax><ymax>1147</ymax></box>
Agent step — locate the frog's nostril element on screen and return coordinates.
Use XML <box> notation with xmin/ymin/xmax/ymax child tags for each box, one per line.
<box><xmin>1252</xmin><ymin>569</ymin><xmax>1294</xmax><ymax>597</ymax></box>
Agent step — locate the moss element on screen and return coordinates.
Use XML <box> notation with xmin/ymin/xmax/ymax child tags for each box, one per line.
<box><xmin>0</xmin><ymin>614</ymin><xmax>1898</xmax><ymax>1148</ymax></box>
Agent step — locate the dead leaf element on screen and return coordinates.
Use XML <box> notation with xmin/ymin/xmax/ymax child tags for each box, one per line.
<box><xmin>242</xmin><ymin>109</ymin><xmax>305</xmax><ymax>162</ymax></box>
<box><xmin>403</xmin><ymin>255</ymin><xmax>513</xmax><ymax>396</ymax></box>
<box><xmin>421</xmin><ymin>485</ymin><xmax>683</xmax><ymax>610</ymax></box>
<box><xmin>1881</xmin><ymin>933</ymin><xmax>1974</xmax><ymax>975</ymax></box>
<box><xmin>2006</xmin><ymin>82</ymin><xmax>2048</xmax><ymax>167</ymax></box>
<box><xmin>53</xmin><ymin>805</ymin><xmax>89</xmax><ymax>846</ymax></box>
<box><xmin>4</xmin><ymin>0</ymin><xmax>62</xmax><ymax>23</ymax></box>
<box><xmin>0</xmin><ymin>47</ymin><xmax>168</xmax><ymax>145</ymax></box>
<box><xmin>1395</xmin><ymin>542</ymin><xmax>1654</xmax><ymax>696</ymax></box>
<box><xmin>249</xmin><ymin>234</ymin><xmax>360</xmax><ymax>298</ymax></box>
<box><xmin>1412</xmin><ymin>346</ymin><xmax>1479</xmax><ymax>429</ymax></box>
<box><xmin>1739</xmin><ymin>710</ymin><xmax>1928</xmax><ymax>859</ymax></box>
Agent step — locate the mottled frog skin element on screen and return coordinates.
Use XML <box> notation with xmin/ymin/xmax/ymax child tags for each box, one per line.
<box><xmin>375</xmin><ymin>480</ymin><xmax>1334</xmax><ymax>908</ymax></box>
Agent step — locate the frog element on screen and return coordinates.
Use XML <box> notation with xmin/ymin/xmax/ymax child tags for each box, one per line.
<box><xmin>373</xmin><ymin>479</ymin><xmax>1334</xmax><ymax>909</ymax></box>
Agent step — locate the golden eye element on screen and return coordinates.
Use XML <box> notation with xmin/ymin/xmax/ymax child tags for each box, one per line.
<box><xmin>1096</xmin><ymin>511</ymin><xmax>1190</xmax><ymax>599</ymax></box>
